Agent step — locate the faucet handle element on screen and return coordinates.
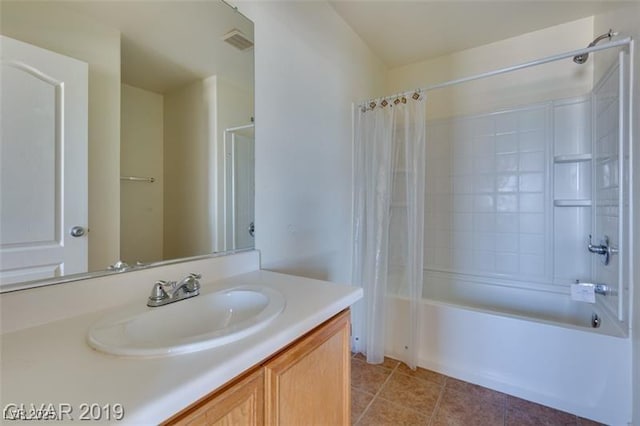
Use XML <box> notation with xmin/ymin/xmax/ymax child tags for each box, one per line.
<box><xmin>185</xmin><ymin>273</ymin><xmax>201</xmax><ymax>292</ymax></box>
<box><xmin>149</xmin><ymin>281</ymin><xmax>168</xmax><ymax>302</ymax></box>
<box><xmin>108</xmin><ymin>260</ymin><xmax>130</xmax><ymax>272</ymax></box>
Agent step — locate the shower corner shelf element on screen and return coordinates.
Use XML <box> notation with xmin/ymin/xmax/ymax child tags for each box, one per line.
<box><xmin>553</xmin><ymin>199</ymin><xmax>592</xmax><ymax>207</ymax></box>
<box><xmin>553</xmin><ymin>154</ymin><xmax>593</xmax><ymax>163</ymax></box>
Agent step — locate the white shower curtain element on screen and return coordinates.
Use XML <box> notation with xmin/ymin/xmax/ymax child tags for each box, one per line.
<box><xmin>351</xmin><ymin>95</ymin><xmax>425</xmax><ymax>369</ymax></box>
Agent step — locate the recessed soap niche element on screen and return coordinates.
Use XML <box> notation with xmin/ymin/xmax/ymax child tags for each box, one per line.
<box><xmin>554</xmin><ymin>161</ymin><xmax>592</xmax><ymax>201</ymax></box>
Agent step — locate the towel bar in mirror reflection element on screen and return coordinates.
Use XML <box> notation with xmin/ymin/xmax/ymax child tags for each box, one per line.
<box><xmin>121</xmin><ymin>176</ymin><xmax>156</xmax><ymax>183</ymax></box>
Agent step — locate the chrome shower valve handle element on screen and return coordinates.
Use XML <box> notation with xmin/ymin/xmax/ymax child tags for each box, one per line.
<box><xmin>587</xmin><ymin>234</ymin><xmax>617</xmax><ymax>266</ymax></box>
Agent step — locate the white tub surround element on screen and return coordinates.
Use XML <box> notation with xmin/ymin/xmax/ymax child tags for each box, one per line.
<box><xmin>409</xmin><ymin>52</ymin><xmax>634</xmax><ymax>425</ymax></box>
<box><xmin>0</xmin><ymin>252</ymin><xmax>362</xmax><ymax>424</ymax></box>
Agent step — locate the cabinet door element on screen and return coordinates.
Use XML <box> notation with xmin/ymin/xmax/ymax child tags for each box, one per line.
<box><xmin>167</xmin><ymin>368</ymin><xmax>264</xmax><ymax>426</ymax></box>
<box><xmin>264</xmin><ymin>310</ymin><xmax>351</xmax><ymax>425</ymax></box>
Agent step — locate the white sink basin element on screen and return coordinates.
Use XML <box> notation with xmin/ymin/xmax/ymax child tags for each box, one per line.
<box><xmin>87</xmin><ymin>285</ymin><xmax>285</xmax><ymax>357</ymax></box>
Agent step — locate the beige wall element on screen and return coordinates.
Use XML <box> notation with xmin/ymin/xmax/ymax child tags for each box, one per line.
<box><xmin>163</xmin><ymin>77</ymin><xmax>216</xmax><ymax>259</ymax></box>
<box><xmin>120</xmin><ymin>84</ymin><xmax>164</xmax><ymax>264</ymax></box>
<box><xmin>163</xmin><ymin>76</ymin><xmax>253</xmax><ymax>257</ymax></box>
<box><xmin>593</xmin><ymin>5</ymin><xmax>639</xmax><ymax>84</ymax></box>
<box><xmin>1</xmin><ymin>1</ymin><xmax>121</xmax><ymax>271</ymax></box>
<box><xmin>592</xmin><ymin>3</ymin><xmax>640</xmax><ymax>423</ymax></box>
<box><xmin>235</xmin><ymin>1</ymin><xmax>387</xmax><ymax>283</ymax></box>
<box><xmin>387</xmin><ymin>17</ymin><xmax>594</xmax><ymax>120</ymax></box>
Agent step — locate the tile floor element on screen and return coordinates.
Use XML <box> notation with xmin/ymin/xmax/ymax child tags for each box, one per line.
<box><xmin>351</xmin><ymin>354</ymin><xmax>604</xmax><ymax>426</ymax></box>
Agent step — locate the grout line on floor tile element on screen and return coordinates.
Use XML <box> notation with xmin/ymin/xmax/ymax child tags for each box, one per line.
<box><xmin>392</xmin><ymin>369</ymin><xmax>446</xmax><ymax>388</ymax></box>
<box><xmin>425</xmin><ymin>375</ymin><xmax>448</xmax><ymax>426</ymax></box>
<box><xmin>373</xmin><ymin>394</ymin><xmax>433</xmax><ymax>422</ymax></box>
<box><xmin>361</xmin><ymin>359</ymin><xmax>592</xmax><ymax>426</ymax></box>
<box><xmin>499</xmin><ymin>386</ymin><xmax>506</xmax><ymax>426</ymax></box>
<box><xmin>354</xmin><ymin>359</ymin><xmax>400</xmax><ymax>425</ymax></box>
<box><xmin>372</xmin><ymin>360</ymin><xmax>445</xmax><ymax>424</ymax></box>
<box><xmin>502</xmin><ymin>388</ymin><xmax>506</xmax><ymax>426</ymax></box>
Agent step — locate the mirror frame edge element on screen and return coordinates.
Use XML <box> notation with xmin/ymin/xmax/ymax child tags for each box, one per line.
<box><xmin>0</xmin><ymin>248</ymin><xmax>257</xmax><ymax>294</ymax></box>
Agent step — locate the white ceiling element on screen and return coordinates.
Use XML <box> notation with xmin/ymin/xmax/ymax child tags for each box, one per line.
<box><xmin>329</xmin><ymin>1</ymin><xmax>635</xmax><ymax>68</ymax></box>
<box><xmin>63</xmin><ymin>1</ymin><xmax>254</xmax><ymax>94</ymax></box>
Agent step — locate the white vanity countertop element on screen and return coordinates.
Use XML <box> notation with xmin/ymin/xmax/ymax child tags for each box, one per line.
<box><xmin>0</xmin><ymin>270</ymin><xmax>362</xmax><ymax>424</ymax></box>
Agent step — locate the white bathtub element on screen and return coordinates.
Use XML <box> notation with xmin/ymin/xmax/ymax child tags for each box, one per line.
<box><xmin>384</xmin><ymin>272</ymin><xmax>632</xmax><ymax>425</ymax></box>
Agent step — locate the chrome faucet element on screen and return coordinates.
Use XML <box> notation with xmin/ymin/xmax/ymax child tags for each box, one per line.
<box><xmin>147</xmin><ymin>273</ymin><xmax>201</xmax><ymax>307</ymax></box>
<box><xmin>108</xmin><ymin>260</ymin><xmax>130</xmax><ymax>272</ymax></box>
<box><xmin>594</xmin><ymin>283</ymin><xmax>611</xmax><ymax>296</ymax></box>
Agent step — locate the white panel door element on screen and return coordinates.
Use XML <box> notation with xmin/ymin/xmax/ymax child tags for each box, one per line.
<box><xmin>224</xmin><ymin>128</ymin><xmax>254</xmax><ymax>251</ymax></box>
<box><xmin>0</xmin><ymin>36</ymin><xmax>88</xmax><ymax>289</ymax></box>
<box><xmin>233</xmin><ymin>133</ymin><xmax>255</xmax><ymax>250</ymax></box>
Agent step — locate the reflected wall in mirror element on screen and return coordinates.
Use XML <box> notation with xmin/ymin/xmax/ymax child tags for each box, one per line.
<box><xmin>0</xmin><ymin>1</ymin><xmax>255</xmax><ymax>291</ymax></box>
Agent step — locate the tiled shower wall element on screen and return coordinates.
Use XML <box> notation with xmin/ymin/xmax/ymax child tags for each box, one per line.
<box><xmin>425</xmin><ymin>97</ymin><xmax>594</xmax><ymax>289</ymax></box>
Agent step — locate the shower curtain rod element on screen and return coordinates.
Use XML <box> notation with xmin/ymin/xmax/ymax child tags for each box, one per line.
<box><xmin>360</xmin><ymin>36</ymin><xmax>632</xmax><ymax>105</ymax></box>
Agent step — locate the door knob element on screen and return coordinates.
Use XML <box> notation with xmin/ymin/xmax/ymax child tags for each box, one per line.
<box><xmin>70</xmin><ymin>226</ymin><xmax>85</xmax><ymax>237</ymax></box>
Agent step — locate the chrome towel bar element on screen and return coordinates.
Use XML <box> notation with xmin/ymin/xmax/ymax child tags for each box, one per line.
<box><xmin>120</xmin><ymin>176</ymin><xmax>155</xmax><ymax>183</ymax></box>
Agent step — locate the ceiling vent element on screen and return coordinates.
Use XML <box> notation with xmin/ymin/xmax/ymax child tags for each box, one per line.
<box><xmin>222</xmin><ymin>29</ymin><xmax>253</xmax><ymax>51</ymax></box>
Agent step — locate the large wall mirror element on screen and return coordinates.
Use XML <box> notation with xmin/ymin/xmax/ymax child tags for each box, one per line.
<box><xmin>0</xmin><ymin>1</ymin><xmax>255</xmax><ymax>291</ymax></box>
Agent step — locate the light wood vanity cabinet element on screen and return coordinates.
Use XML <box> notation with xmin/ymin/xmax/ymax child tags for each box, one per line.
<box><xmin>168</xmin><ymin>369</ymin><xmax>264</xmax><ymax>426</ymax></box>
<box><xmin>264</xmin><ymin>309</ymin><xmax>351</xmax><ymax>425</ymax></box>
<box><xmin>165</xmin><ymin>309</ymin><xmax>351</xmax><ymax>426</ymax></box>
